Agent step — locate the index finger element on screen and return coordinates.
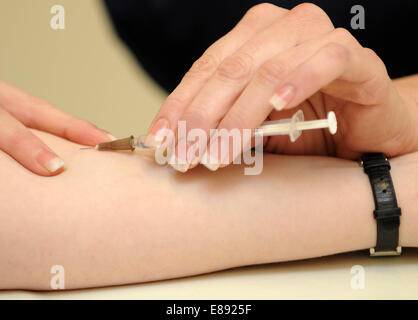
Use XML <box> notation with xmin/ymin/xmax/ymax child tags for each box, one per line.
<box><xmin>0</xmin><ymin>81</ymin><xmax>113</xmax><ymax>146</ymax></box>
<box><xmin>147</xmin><ymin>4</ymin><xmax>288</xmax><ymax>145</ymax></box>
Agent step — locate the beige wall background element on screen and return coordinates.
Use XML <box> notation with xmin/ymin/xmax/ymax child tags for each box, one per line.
<box><xmin>0</xmin><ymin>0</ymin><xmax>166</xmax><ymax>138</ymax></box>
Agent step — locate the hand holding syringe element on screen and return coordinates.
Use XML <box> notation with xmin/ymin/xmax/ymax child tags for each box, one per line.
<box><xmin>83</xmin><ymin>109</ymin><xmax>337</xmax><ymax>154</ymax></box>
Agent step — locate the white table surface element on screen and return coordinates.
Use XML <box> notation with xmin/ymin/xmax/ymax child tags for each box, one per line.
<box><xmin>2</xmin><ymin>249</ymin><xmax>417</xmax><ymax>300</ymax></box>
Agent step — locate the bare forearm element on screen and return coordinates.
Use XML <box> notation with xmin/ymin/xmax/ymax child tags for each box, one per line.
<box><xmin>394</xmin><ymin>74</ymin><xmax>418</xmax><ymax>106</ymax></box>
<box><xmin>0</xmin><ymin>130</ymin><xmax>416</xmax><ymax>290</ymax></box>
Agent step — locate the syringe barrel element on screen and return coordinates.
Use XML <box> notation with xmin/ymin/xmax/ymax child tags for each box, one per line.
<box><xmin>255</xmin><ymin>123</ymin><xmax>293</xmax><ymax>136</ymax></box>
<box><xmin>295</xmin><ymin>119</ymin><xmax>329</xmax><ymax>131</ymax></box>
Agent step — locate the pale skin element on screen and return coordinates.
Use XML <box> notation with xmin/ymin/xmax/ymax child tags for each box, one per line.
<box><xmin>1</xmin><ymin>3</ymin><xmax>418</xmax><ymax>177</ymax></box>
<box><xmin>1</xmin><ymin>2</ymin><xmax>417</xmax><ymax>291</ymax></box>
<box><xmin>0</xmin><ymin>81</ymin><xmax>113</xmax><ymax>176</ymax></box>
<box><xmin>0</xmin><ymin>130</ymin><xmax>417</xmax><ymax>290</ymax></box>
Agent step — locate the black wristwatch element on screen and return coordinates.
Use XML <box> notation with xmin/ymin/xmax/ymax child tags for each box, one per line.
<box><xmin>360</xmin><ymin>153</ymin><xmax>402</xmax><ymax>256</ymax></box>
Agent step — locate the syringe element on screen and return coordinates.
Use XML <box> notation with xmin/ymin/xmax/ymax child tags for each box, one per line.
<box><xmin>255</xmin><ymin>109</ymin><xmax>337</xmax><ymax>142</ymax></box>
<box><xmin>82</xmin><ymin>110</ymin><xmax>337</xmax><ymax>151</ymax></box>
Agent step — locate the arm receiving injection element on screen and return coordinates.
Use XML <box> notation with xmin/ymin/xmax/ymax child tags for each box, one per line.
<box><xmin>0</xmin><ymin>129</ymin><xmax>417</xmax><ymax>290</ymax></box>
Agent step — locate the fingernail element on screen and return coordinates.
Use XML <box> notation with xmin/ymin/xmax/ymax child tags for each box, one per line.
<box><xmin>205</xmin><ymin>163</ymin><xmax>219</xmax><ymax>171</ymax></box>
<box><xmin>107</xmin><ymin>133</ymin><xmax>118</xmax><ymax>141</ymax></box>
<box><xmin>188</xmin><ymin>141</ymin><xmax>204</xmax><ymax>167</ymax></box>
<box><xmin>147</xmin><ymin>118</ymin><xmax>170</xmax><ymax>147</ymax></box>
<box><xmin>171</xmin><ymin>147</ymin><xmax>189</xmax><ymax>172</ymax></box>
<box><xmin>219</xmin><ymin>136</ymin><xmax>231</xmax><ymax>166</ymax></box>
<box><xmin>171</xmin><ymin>162</ymin><xmax>189</xmax><ymax>173</ymax></box>
<box><xmin>44</xmin><ymin>157</ymin><xmax>65</xmax><ymax>173</ymax></box>
<box><xmin>201</xmin><ymin>150</ymin><xmax>219</xmax><ymax>171</ymax></box>
<box><xmin>204</xmin><ymin>137</ymin><xmax>221</xmax><ymax>171</ymax></box>
<box><xmin>170</xmin><ymin>137</ymin><xmax>189</xmax><ymax>172</ymax></box>
<box><xmin>269</xmin><ymin>85</ymin><xmax>295</xmax><ymax>111</ymax></box>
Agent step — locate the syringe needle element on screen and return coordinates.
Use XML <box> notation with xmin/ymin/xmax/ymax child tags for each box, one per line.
<box><xmin>79</xmin><ymin>135</ymin><xmax>153</xmax><ymax>151</ymax></box>
<box><xmin>79</xmin><ymin>136</ymin><xmax>134</xmax><ymax>151</ymax></box>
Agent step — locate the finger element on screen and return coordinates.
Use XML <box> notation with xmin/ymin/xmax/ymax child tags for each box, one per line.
<box><xmin>0</xmin><ymin>81</ymin><xmax>114</xmax><ymax>146</ymax></box>
<box><xmin>263</xmin><ymin>41</ymin><xmax>392</xmax><ymax>160</ymax></box>
<box><xmin>0</xmin><ymin>108</ymin><xmax>65</xmax><ymax>176</ymax></box>
<box><xmin>266</xmin><ymin>42</ymin><xmax>391</xmax><ymax>158</ymax></box>
<box><xmin>271</xmin><ymin>43</ymin><xmax>387</xmax><ymax>112</ymax></box>
<box><xmin>147</xmin><ymin>3</ymin><xmax>287</xmax><ymax>147</ymax></box>
<box><xmin>177</xmin><ymin>3</ymin><xmax>334</xmax><ymax>170</ymax></box>
<box><xmin>219</xmin><ymin>28</ymin><xmax>360</xmax><ymax>133</ymax></box>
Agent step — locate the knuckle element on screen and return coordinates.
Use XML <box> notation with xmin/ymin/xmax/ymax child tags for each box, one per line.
<box><xmin>289</xmin><ymin>3</ymin><xmax>333</xmax><ymax>33</ymax></box>
<box><xmin>332</xmin><ymin>28</ymin><xmax>358</xmax><ymax>46</ymax></box>
<box><xmin>157</xmin><ymin>95</ymin><xmax>186</xmax><ymax>120</ymax></box>
<box><xmin>60</xmin><ymin>124</ymin><xmax>73</xmax><ymax>140</ymax></box>
<box><xmin>27</xmin><ymin>95</ymin><xmax>50</xmax><ymax>109</ymax></box>
<box><xmin>163</xmin><ymin>94</ymin><xmax>187</xmax><ymax>111</ymax></box>
<box><xmin>333</xmin><ymin>27</ymin><xmax>352</xmax><ymax>39</ymax></box>
<box><xmin>292</xmin><ymin>3</ymin><xmax>327</xmax><ymax>18</ymax></box>
<box><xmin>185</xmin><ymin>53</ymin><xmax>220</xmax><ymax>79</ymax></box>
<box><xmin>363</xmin><ymin>47</ymin><xmax>377</xmax><ymax>57</ymax></box>
<box><xmin>362</xmin><ymin>47</ymin><xmax>387</xmax><ymax>74</ymax></box>
<box><xmin>324</xmin><ymin>42</ymin><xmax>350</xmax><ymax>63</ymax></box>
<box><xmin>29</xmin><ymin>100</ymin><xmax>56</xmax><ymax>120</ymax></box>
<box><xmin>363</xmin><ymin>47</ymin><xmax>381</xmax><ymax>61</ymax></box>
<box><xmin>182</xmin><ymin>107</ymin><xmax>210</xmax><ymax>127</ymax></box>
<box><xmin>216</xmin><ymin>52</ymin><xmax>254</xmax><ymax>82</ymax></box>
<box><xmin>365</xmin><ymin>80</ymin><xmax>389</xmax><ymax>104</ymax></box>
<box><xmin>244</xmin><ymin>3</ymin><xmax>277</xmax><ymax>22</ymax></box>
<box><xmin>305</xmin><ymin>69</ymin><xmax>321</xmax><ymax>84</ymax></box>
<box><xmin>22</xmin><ymin>108</ymin><xmax>36</xmax><ymax>128</ymax></box>
<box><xmin>257</xmin><ymin>60</ymin><xmax>287</xmax><ymax>85</ymax></box>
<box><xmin>223</xmin><ymin>110</ymin><xmax>248</xmax><ymax>131</ymax></box>
<box><xmin>78</xmin><ymin>119</ymin><xmax>95</xmax><ymax>130</ymax></box>
<box><xmin>7</xmin><ymin>129</ymin><xmax>33</xmax><ymax>152</ymax></box>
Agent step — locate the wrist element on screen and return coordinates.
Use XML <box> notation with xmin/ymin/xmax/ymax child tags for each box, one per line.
<box><xmin>390</xmin><ymin>153</ymin><xmax>418</xmax><ymax>247</ymax></box>
<box><xmin>392</xmin><ymin>76</ymin><xmax>418</xmax><ymax>154</ymax></box>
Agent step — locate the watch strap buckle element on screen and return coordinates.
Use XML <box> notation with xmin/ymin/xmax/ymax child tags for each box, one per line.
<box><xmin>360</xmin><ymin>155</ymin><xmax>390</xmax><ymax>173</ymax></box>
<box><xmin>369</xmin><ymin>246</ymin><xmax>402</xmax><ymax>257</ymax></box>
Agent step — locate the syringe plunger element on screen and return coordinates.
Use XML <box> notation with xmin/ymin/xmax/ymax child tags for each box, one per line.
<box><xmin>255</xmin><ymin>110</ymin><xmax>337</xmax><ymax>142</ymax></box>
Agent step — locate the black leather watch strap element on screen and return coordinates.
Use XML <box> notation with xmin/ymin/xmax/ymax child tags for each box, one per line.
<box><xmin>360</xmin><ymin>153</ymin><xmax>402</xmax><ymax>256</ymax></box>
